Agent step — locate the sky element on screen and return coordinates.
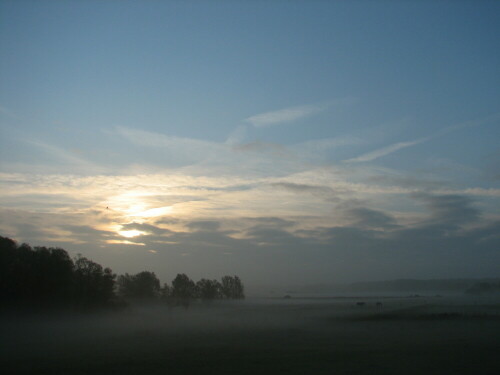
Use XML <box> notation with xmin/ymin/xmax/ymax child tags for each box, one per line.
<box><xmin>1</xmin><ymin>0</ymin><xmax>499</xmax><ymax>289</ymax></box>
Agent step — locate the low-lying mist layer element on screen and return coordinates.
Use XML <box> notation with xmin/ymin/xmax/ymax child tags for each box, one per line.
<box><xmin>2</xmin><ymin>295</ymin><xmax>499</xmax><ymax>375</ymax></box>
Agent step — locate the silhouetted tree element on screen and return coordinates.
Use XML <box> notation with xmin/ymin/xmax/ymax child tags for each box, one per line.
<box><xmin>161</xmin><ymin>283</ymin><xmax>172</xmax><ymax>298</ymax></box>
<box><xmin>0</xmin><ymin>237</ymin><xmax>74</xmax><ymax>307</ymax></box>
<box><xmin>160</xmin><ymin>283</ymin><xmax>174</xmax><ymax>307</ymax></box>
<box><xmin>196</xmin><ymin>278</ymin><xmax>222</xmax><ymax>301</ymax></box>
<box><xmin>221</xmin><ymin>275</ymin><xmax>245</xmax><ymax>299</ymax></box>
<box><xmin>0</xmin><ymin>237</ymin><xmax>16</xmax><ymax>302</ymax></box>
<box><xmin>1</xmin><ymin>237</ymin><xmax>119</xmax><ymax>309</ymax></box>
<box><xmin>171</xmin><ymin>273</ymin><xmax>196</xmax><ymax>308</ymax></box>
<box><xmin>73</xmin><ymin>255</ymin><xmax>116</xmax><ymax>308</ymax></box>
<box><xmin>32</xmin><ymin>246</ymin><xmax>74</xmax><ymax>306</ymax></box>
<box><xmin>1</xmin><ymin>236</ymin><xmax>246</xmax><ymax>311</ymax></box>
<box><xmin>118</xmin><ymin>271</ymin><xmax>160</xmax><ymax>299</ymax></box>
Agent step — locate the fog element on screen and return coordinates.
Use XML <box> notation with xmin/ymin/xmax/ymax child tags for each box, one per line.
<box><xmin>2</xmin><ymin>294</ymin><xmax>500</xmax><ymax>374</ymax></box>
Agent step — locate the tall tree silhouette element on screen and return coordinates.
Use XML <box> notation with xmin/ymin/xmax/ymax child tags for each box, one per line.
<box><xmin>221</xmin><ymin>275</ymin><xmax>245</xmax><ymax>299</ymax></box>
<box><xmin>171</xmin><ymin>273</ymin><xmax>196</xmax><ymax>308</ymax></box>
<box><xmin>118</xmin><ymin>271</ymin><xmax>160</xmax><ymax>299</ymax></box>
<box><xmin>0</xmin><ymin>237</ymin><xmax>74</xmax><ymax>307</ymax></box>
<box><xmin>195</xmin><ymin>278</ymin><xmax>222</xmax><ymax>301</ymax></box>
<box><xmin>72</xmin><ymin>255</ymin><xmax>116</xmax><ymax>308</ymax></box>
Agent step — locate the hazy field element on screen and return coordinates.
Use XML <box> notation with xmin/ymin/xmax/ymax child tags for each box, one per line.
<box><xmin>1</xmin><ymin>295</ymin><xmax>499</xmax><ymax>374</ymax></box>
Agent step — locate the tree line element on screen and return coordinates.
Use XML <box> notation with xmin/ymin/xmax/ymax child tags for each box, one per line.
<box><xmin>118</xmin><ymin>272</ymin><xmax>244</xmax><ymax>307</ymax></box>
<box><xmin>0</xmin><ymin>236</ymin><xmax>244</xmax><ymax>310</ymax></box>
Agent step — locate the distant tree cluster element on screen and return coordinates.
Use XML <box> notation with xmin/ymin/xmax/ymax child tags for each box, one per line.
<box><xmin>116</xmin><ymin>271</ymin><xmax>245</xmax><ymax>308</ymax></box>
<box><xmin>0</xmin><ymin>236</ymin><xmax>244</xmax><ymax>310</ymax></box>
<box><xmin>161</xmin><ymin>274</ymin><xmax>245</xmax><ymax>308</ymax></box>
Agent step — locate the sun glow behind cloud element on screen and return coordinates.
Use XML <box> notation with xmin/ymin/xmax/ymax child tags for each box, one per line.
<box><xmin>102</xmin><ymin>190</ymin><xmax>177</xmax><ymax>237</ymax></box>
<box><xmin>1</xmin><ymin>108</ymin><xmax>499</xmax><ymax>286</ymax></box>
<box><xmin>1</xmin><ymin>140</ymin><xmax>499</xmax><ymax>284</ymax></box>
<box><xmin>130</xmin><ymin>206</ymin><xmax>173</xmax><ymax>218</ymax></box>
<box><xmin>118</xmin><ymin>229</ymin><xmax>146</xmax><ymax>238</ymax></box>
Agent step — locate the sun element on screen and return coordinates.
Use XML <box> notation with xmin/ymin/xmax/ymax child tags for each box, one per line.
<box><xmin>103</xmin><ymin>190</ymin><xmax>177</xmax><ymax>239</ymax></box>
<box><xmin>107</xmin><ymin>191</ymin><xmax>174</xmax><ymax>219</ymax></box>
<box><xmin>118</xmin><ymin>229</ymin><xmax>146</xmax><ymax>238</ymax></box>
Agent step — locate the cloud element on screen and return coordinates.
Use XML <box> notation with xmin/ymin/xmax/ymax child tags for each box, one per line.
<box><xmin>345</xmin><ymin>138</ymin><xmax>428</xmax><ymax>163</ymax></box>
<box><xmin>114</xmin><ymin>126</ymin><xmax>220</xmax><ymax>155</ymax></box>
<box><xmin>232</xmin><ymin>141</ymin><xmax>290</xmax><ymax>157</ymax></box>
<box><xmin>59</xmin><ymin>224</ymin><xmax>116</xmax><ymax>242</ymax></box>
<box><xmin>244</xmin><ymin>227</ymin><xmax>300</xmax><ymax>246</ymax></box>
<box><xmin>269</xmin><ymin>182</ymin><xmax>341</xmax><ymax>201</ymax></box>
<box><xmin>24</xmin><ymin>140</ymin><xmax>105</xmax><ymax>173</ymax></box>
<box><xmin>434</xmin><ymin>112</ymin><xmax>500</xmax><ymax>136</ymax></box>
<box><xmin>460</xmin><ymin>188</ymin><xmax>500</xmax><ymax>197</ymax></box>
<box><xmin>244</xmin><ymin>97</ymin><xmax>356</xmax><ymax>128</ymax></box>
<box><xmin>244</xmin><ymin>217</ymin><xmax>296</xmax><ymax>228</ymax></box>
<box><xmin>186</xmin><ymin>220</ymin><xmax>221</xmax><ymax>232</ymax></box>
<box><xmin>295</xmin><ymin>136</ymin><xmax>363</xmax><ymax>152</ymax></box>
<box><xmin>412</xmin><ymin>193</ymin><xmax>480</xmax><ymax>228</ymax></box>
<box><xmin>111</xmin><ymin>126</ymin><xmax>301</xmax><ymax>176</ymax></box>
<box><xmin>0</xmin><ymin>193</ymin><xmax>88</xmax><ymax>212</ymax></box>
<box><xmin>2</xmin><ymin>197</ymin><xmax>499</xmax><ymax>286</ymax></box>
<box><xmin>120</xmin><ymin>222</ymin><xmax>174</xmax><ymax>236</ymax></box>
<box><xmin>344</xmin><ymin>207</ymin><xmax>399</xmax><ymax>230</ymax></box>
<box><xmin>345</xmin><ymin>112</ymin><xmax>500</xmax><ymax>164</ymax></box>
<box><xmin>366</xmin><ymin>174</ymin><xmax>448</xmax><ymax>191</ymax></box>
<box><xmin>225</xmin><ymin>125</ymin><xmax>247</xmax><ymax>145</ymax></box>
<box><xmin>245</xmin><ymin>104</ymin><xmax>324</xmax><ymax>128</ymax></box>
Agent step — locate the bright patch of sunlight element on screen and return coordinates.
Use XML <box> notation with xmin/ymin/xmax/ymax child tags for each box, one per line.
<box><xmin>106</xmin><ymin>190</ymin><xmax>175</xmax><ymax>220</ymax></box>
<box><xmin>118</xmin><ymin>229</ymin><xmax>146</xmax><ymax>238</ymax></box>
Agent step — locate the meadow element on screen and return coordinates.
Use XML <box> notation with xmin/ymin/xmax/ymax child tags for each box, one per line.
<box><xmin>1</xmin><ymin>295</ymin><xmax>499</xmax><ymax>375</ymax></box>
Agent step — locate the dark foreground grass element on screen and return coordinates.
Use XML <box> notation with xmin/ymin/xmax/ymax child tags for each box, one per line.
<box><xmin>1</xmin><ymin>298</ymin><xmax>499</xmax><ymax>375</ymax></box>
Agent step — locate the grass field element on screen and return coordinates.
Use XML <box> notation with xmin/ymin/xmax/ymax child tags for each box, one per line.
<box><xmin>1</xmin><ymin>296</ymin><xmax>499</xmax><ymax>374</ymax></box>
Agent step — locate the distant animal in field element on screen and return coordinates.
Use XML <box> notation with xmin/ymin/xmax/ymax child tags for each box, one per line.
<box><xmin>356</xmin><ymin>302</ymin><xmax>366</xmax><ymax>306</ymax></box>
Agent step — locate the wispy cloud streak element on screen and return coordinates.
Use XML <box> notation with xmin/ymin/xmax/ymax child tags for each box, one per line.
<box><xmin>245</xmin><ymin>98</ymin><xmax>355</xmax><ymax>128</ymax></box>
<box><xmin>113</xmin><ymin>126</ymin><xmax>218</xmax><ymax>150</ymax></box>
<box><xmin>345</xmin><ymin>112</ymin><xmax>500</xmax><ymax>164</ymax></box>
<box><xmin>246</xmin><ymin>104</ymin><xmax>324</xmax><ymax>128</ymax></box>
<box><xmin>345</xmin><ymin>138</ymin><xmax>428</xmax><ymax>163</ymax></box>
<box><xmin>26</xmin><ymin>140</ymin><xmax>104</xmax><ymax>173</ymax></box>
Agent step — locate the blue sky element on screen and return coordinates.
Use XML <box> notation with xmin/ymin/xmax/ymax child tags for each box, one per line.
<box><xmin>1</xmin><ymin>1</ymin><xmax>499</xmax><ymax>288</ymax></box>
